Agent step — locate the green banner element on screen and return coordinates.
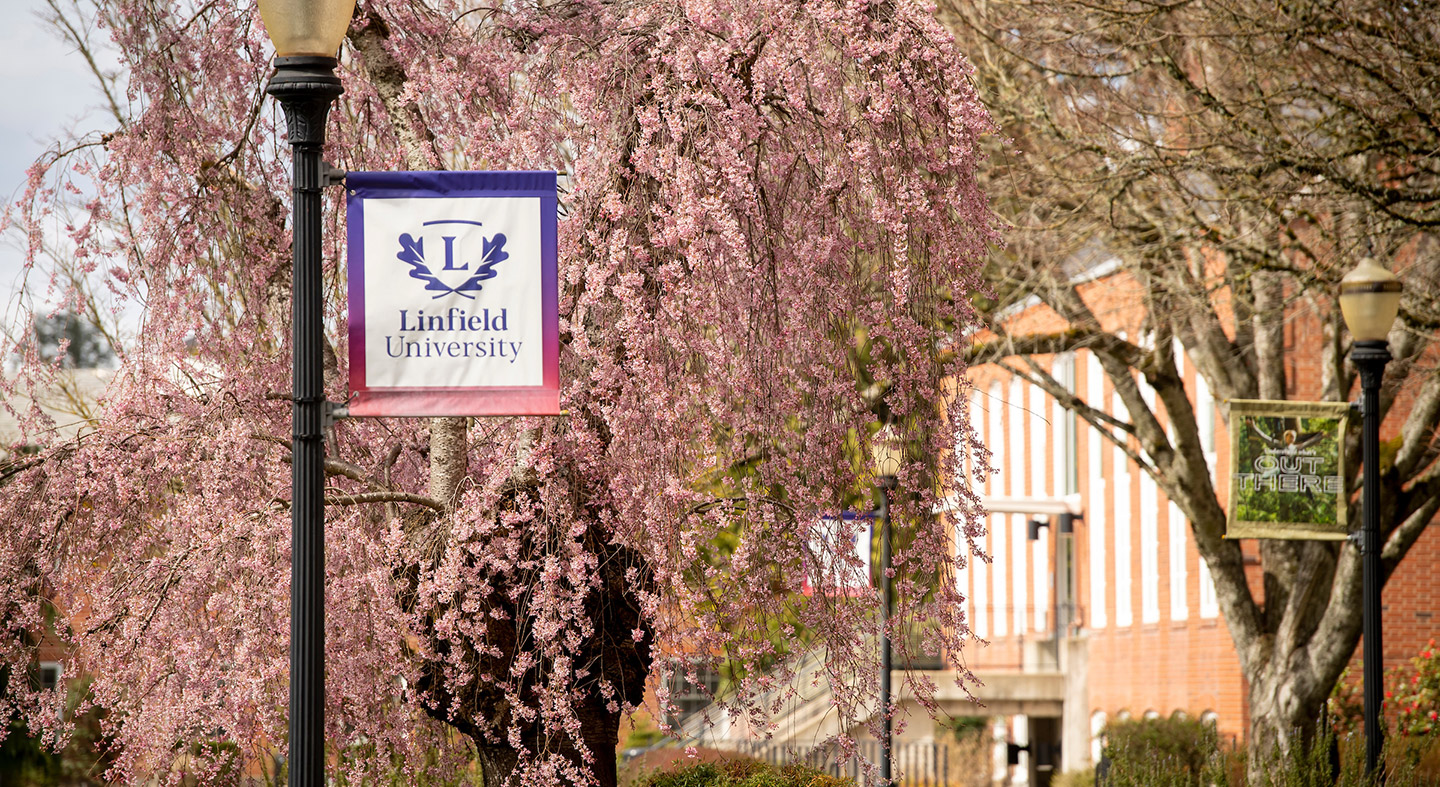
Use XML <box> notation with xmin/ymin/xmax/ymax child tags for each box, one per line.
<box><xmin>1227</xmin><ymin>400</ymin><xmax>1351</xmax><ymax>540</ymax></box>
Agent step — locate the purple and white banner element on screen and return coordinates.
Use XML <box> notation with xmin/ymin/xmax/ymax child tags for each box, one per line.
<box><xmin>346</xmin><ymin>171</ymin><xmax>559</xmax><ymax>416</ymax></box>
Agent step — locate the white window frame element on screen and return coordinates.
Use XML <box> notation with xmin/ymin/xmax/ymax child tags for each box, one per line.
<box><xmin>1193</xmin><ymin>368</ymin><xmax>1222</xmax><ymax>620</ymax></box>
<box><xmin>1086</xmin><ymin>353</ymin><xmax>1107</xmax><ymax>629</ymax></box>
<box><xmin>37</xmin><ymin>661</ymin><xmax>62</xmax><ymax>692</ymax></box>
<box><xmin>1090</xmin><ymin>711</ymin><xmax>1108</xmax><ymax>763</ymax></box>
<box><xmin>1139</xmin><ymin>381</ymin><xmax>1160</xmax><ymax>624</ymax></box>
<box><xmin>1198</xmin><ymin>553</ymin><xmax>1220</xmax><ymax>619</ymax></box>
<box><xmin>1009</xmin><ymin>377</ymin><xmax>1026</xmax><ymax>637</ymax></box>
<box><xmin>1113</xmin><ymin>392</ymin><xmax>1133</xmax><ymax>628</ymax></box>
<box><xmin>990</xmin><ymin>381</ymin><xmax>1008</xmax><ymax>637</ymax></box>
<box><xmin>1029</xmin><ymin>383</ymin><xmax>1050</xmax><ymax>633</ymax></box>
<box><xmin>1169</xmin><ymin>501</ymin><xmax>1189</xmax><ymax>621</ymax></box>
<box><xmin>969</xmin><ymin>381</ymin><xmax>988</xmax><ymax>638</ymax></box>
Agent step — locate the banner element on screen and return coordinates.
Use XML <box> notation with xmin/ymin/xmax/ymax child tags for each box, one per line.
<box><xmin>346</xmin><ymin>171</ymin><xmax>559</xmax><ymax>417</ymax></box>
<box><xmin>1227</xmin><ymin>399</ymin><xmax>1350</xmax><ymax>540</ymax></box>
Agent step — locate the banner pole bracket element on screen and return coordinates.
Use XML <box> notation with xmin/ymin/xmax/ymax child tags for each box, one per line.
<box><xmin>324</xmin><ymin>402</ymin><xmax>350</xmax><ymax>429</ymax></box>
<box><xmin>322</xmin><ymin>163</ymin><xmax>347</xmax><ymax>187</ymax></box>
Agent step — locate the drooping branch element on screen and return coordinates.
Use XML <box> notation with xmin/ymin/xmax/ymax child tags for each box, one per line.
<box><xmin>251</xmin><ymin>432</ymin><xmax>375</xmax><ymax>486</ymax></box>
<box><xmin>326</xmin><ymin>491</ymin><xmax>445</xmax><ymax>511</ymax></box>
<box><xmin>348</xmin><ymin>9</ymin><xmax>442</xmax><ymax>171</ymax></box>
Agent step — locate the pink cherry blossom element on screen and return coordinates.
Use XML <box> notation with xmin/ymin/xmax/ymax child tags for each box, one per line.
<box><xmin>0</xmin><ymin>0</ymin><xmax>997</xmax><ymax>784</ymax></box>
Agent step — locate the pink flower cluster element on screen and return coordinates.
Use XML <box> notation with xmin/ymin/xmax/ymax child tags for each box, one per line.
<box><xmin>0</xmin><ymin>0</ymin><xmax>997</xmax><ymax>784</ymax></box>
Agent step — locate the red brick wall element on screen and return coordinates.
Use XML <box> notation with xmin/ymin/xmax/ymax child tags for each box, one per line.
<box><xmin>959</xmin><ymin>267</ymin><xmax>1440</xmax><ymax>750</ymax></box>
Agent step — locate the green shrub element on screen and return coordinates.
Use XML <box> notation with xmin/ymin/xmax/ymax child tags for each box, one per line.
<box><xmin>1052</xmin><ymin>767</ymin><xmax>1095</xmax><ymax>787</ymax></box>
<box><xmin>0</xmin><ymin>675</ymin><xmax>115</xmax><ymax>786</ymax></box>
<box><xmin>1391</xmin><ymin>640</ymin><xmax>1440</xmax><ymax>738</ymax></box>
<box><xmin>941</xmin><ymin>715</ymin><xmax>990</xmax><ymax>742</ymax></box>
<box><xmin>1100</xmin><ymin>716</ymin><xmax>1222</xmax><ymax>786</ymax></box>
<box><xmin>1098</xmin><ymin>715</ymin><xmax>1440</xmax><ymax>786</ymax></box>
<box><xmin>637</xmin><ymin>759</ymin><xmax>854</xmax><ymax>787</ymax></box>
<box><xmin>1331</xmin><ymin>641</ymin><xmax>1440</xmax><ymax>740</ymax></box>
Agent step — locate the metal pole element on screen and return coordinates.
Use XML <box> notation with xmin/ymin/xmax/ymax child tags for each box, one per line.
<box><xmin>1353</xmin><ymin>338</ymin><xmax>1391</xmax><ymax>782</ymax></box>
<box><xmin>268</xmin><ymin>55</ymin><xmax>342</xmax><ymax>787</ymax></box>
<box><xmin>879</xmin><ymin>479</ymin><xmax>895</xmax><ymax>785</ymax></box>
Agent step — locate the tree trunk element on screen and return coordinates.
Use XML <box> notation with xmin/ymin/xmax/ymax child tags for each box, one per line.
<box><xmin>1245</xmin><ymin>652</ymin><xmax>1334</xmax><ymax>783</ymax></box>
<box><xmin>472</xmin><ymin>693</ymin><xmax>626</xmax><ymax>787</ymax></box>
<box><xmin>403</xmin><ymin>516</ymin><xmax>653</xmax><ymax>787</ymax></box>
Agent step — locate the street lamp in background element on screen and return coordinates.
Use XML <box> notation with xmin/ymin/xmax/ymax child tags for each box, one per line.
<box><xmin>872</xmin><ymin>427</ymin><xmax>902</xmax><ymax>785</ymax></box>
<box><xmin>256</xmin><ymin>2</ymin><xmax>354</xmax><ymax>785</ymax></box>
<box><xmin>1339</xmin><ymin>256</ymin><xmax>1403</xmax><ymax>781</ymax></box>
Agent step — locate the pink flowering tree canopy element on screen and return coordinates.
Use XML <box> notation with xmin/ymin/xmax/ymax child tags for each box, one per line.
<box><xmin>0</xmin><ymin>0</ymin><xmax>997</xmax><ymax>784</ymax></box>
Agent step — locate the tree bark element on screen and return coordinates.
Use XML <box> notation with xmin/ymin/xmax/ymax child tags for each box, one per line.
<box><xmin>1244</xmin><ymin>625</ymin><xmax>1344</xmax><ymax>784</ymax></box>
<box><xmin>405</xmin><ymin>520</ymin><xmax>652</xmax><ymax>787</ymax></box>
<box><xmin>349</xmin><ymin>10</ymin><xmax>471</xmax><ymax>514</ymax></box>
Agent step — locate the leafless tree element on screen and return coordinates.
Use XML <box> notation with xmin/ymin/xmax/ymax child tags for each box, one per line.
<box><xmin>941</xmin><ymin>0</ymin><xmax>1440</xmax><ymax>776</ymax></box>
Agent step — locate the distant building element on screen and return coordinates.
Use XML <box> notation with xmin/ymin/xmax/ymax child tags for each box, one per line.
<box><xmin>953</xmin><ymin>265</ymin><xmax>1440</xmax><ymax>785</ymax></box>
<box><xmin>671</xmin><ymin>261</ymin><xmax>1440</xmax><ymax>787</ymax></box>
<box><xmin>1</xmin><ymin>369</ymin><xmax>114</xmax><ymax>698</ymax></box>
<box><xmin>0</xmin><ymin>367</ymin><xmax>113</xmax><ymax>461</ymax></box>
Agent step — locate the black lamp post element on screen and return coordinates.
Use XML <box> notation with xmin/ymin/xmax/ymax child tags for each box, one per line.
<box><xmin>1339</xmin><ymin>256</ymin><xmax>1403</xmax><ymax>781</ymax></box>
<box><xmin>872</xmin><ymin>428</ymin><xmax>902</xmax><ymax>785</ymax></box>
<box><xmin>256</xmin><ymin>2</ymin><xmax>354</xmax><ymax>784</ymax></box>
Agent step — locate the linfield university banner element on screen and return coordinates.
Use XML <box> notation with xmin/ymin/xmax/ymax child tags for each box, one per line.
<box><xmin>1227</xmin><ymin>399</ymin><xmax>1351</xmax><ymax>540</ymax></box>
<box><xmin>345</xmin><ymin>171</ymin><xmax>559</xmax><ymax>417</ymax></box>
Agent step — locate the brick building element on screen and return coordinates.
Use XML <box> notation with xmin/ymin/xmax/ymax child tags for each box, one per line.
<box><xmin>955</xmin><ymin>262</ymin><xmax>1440</xmax><ymax>783</ymax></box>
<box><xmin>668</xmin><ymin>257</ymin><xmax>1439</xmax><ymax>785</ymax></box>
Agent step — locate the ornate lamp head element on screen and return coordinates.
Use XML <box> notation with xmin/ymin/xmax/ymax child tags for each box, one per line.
<box><xmin>1340</xmin><ymin>257</ymin><xmax>1403</xmax><ymax>342</ymax></box>
<box><xmin>258</xmin><ymin>0</ymin><xmax>356</xmax><ymax>57</ymax></box>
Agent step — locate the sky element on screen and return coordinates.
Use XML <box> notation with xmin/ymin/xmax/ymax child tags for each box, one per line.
<box><xmin>0</xmin><ymin>0</ymin><xmax>117</xmax><ymax>320</ymax></box>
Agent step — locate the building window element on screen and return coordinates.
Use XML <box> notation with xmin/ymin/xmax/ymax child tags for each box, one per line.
<box><xmin>31</xmin><ymin>661</ymin><xmax>62</xmax><ymax>693</ymax></box>
<box><xmin>1195</xmin><ymin>369</ymin><xmax>1217</xmax><ymax>458</ymax></box>
<box><xmin>973</xmin><ymin>389</ymin><xmax>992</xmax><ymax>639</ymax></box>
<box><xmin>954</xmin><ymin>556</ymin><xmax>971</xmax><ymax>635</ymax></box>
<box><xmin>1139</xmin><ymin>380</ymin><xmax>1160</xmax><ymax>624</ymax></box>
<box><xmin>1009</xmin><ymin>377</ymin><xmax>1026</xmax><ymax>638</ymax></box>
<box><xmin>1086</xmin><ymin>353</ymin><xmax>1107</xmax><ymax>629</ymax></box>
<box><xmin>1030</xmin><ymin>383</ymin><xmax>1050</xmax><ymax>633</ymax></box>
<box><xmin>1113</xmin><ymin>393</ymin><xmax>1133</xmax><ymax>628</ymax></box>
<box><xmin>1090</xmin><ymin>711</ymin><xmax>1108</xmax><ymax>763</ymax></box>
<box><xmin>965</xmin><ymin>391</ymin><xmax>985</xmax><ymax>639</ymax></box>
<box><xmin>973</xmin><ymin>537</ymin><xmax>989</xmax><ymax>639</ymax></box>
<box><xmin>1198</xmin><ymin>556</ymin><xmax>1220</xmax><ymax>619</ymax></box>
<box><xmin>1169</xmin><ymin>502</ymin><xmax>1189</xmax><ymax>621</ymax></box>
<box><xmin>955</xmin><ymin>391</ymin><xmax>973</xmax><ymax>629</ymax></box>
<box><xmin>1052</xmin><ymin>355</ymin><xmax>1079</xmax><ymax>634</ymax></box>
<box><xmin>1140</xmin><ymin>474</ymin><xmax>1160</xmax><ymax>624</ymax></box>
<box><xmin>990</xmin><ymin>380</ymin><xmax>1007</xmax><ymax>638</ymax></box>
<box><xmin>1055</xmin><ymin>353</ymin><xmax>1078</xmax><ymax>496</ymax></box>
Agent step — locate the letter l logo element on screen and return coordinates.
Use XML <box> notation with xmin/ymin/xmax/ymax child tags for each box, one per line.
<box><xmin>441</xmin><ymin>236</ymin><xmax>469</xmax><ymax>271</ymax></box>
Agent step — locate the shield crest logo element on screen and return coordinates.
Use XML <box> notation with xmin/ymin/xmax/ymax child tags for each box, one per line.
<box><xmin>396</xmin><ymin>220</ymin><xmax>509</xmax><ymax>299</ymax></box>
